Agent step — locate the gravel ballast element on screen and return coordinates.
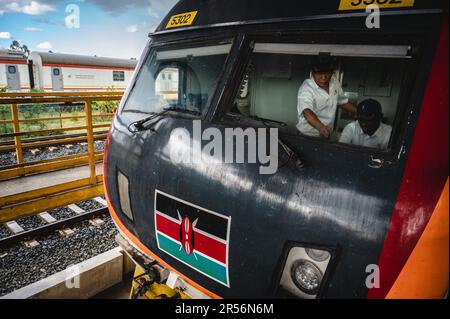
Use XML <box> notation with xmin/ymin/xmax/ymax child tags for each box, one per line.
<box><xmin>0</xmin><ymin>153</ymin><xmax>15</xmax><ymax>166</ymax></box>
<box><xmin>0</xmin><ymin>225</ymin><xmax>10</xmax><ymax>239</ymax></box>
<box><xmin>0</xmin><ymin>199</ymin><xmax>118</xmax><ymax>297</ymax></box>
<box><xmin>76</xmin><ymin>199</ymin><xmax>104</xmax><ymax>212</ymax></box>
<box><xmin>15</xmin><ymin>215</ymin><xmax>47</xmax><ymax>231</ymax></box>
<box><xmin>0</xmin><ymin>140</ymin><xmax>106</xmax><ymax>167</ymax></box>
<box><xmin>47</xmin><ymin>207</ymin><xmax>76</xmax><ymax>221</ymax></box>
<box><xmin>0</xmin><ymin>214</ymin><xmax>118</xmax><ymax>297</ymax></box>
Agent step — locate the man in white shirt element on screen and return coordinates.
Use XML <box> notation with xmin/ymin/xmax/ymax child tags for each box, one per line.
<box><xmin>339</xmin><ymin>99</ymin><xmax>392</xmax><ymax>150</ymax></box>
<box><xmin>297</xmin><ymin>56</ymin><xmax>357</xmax><ymax>138</ymax></box>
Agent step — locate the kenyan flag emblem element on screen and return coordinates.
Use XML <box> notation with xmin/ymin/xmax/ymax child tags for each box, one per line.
<box><xmin>154</xmin><ymin>190</ymin><xmax>231</xmax><ymax>287</ymax></box>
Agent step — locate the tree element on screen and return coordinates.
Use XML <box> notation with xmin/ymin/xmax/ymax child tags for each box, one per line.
<box><xmin>10</xmin><ymin>40</ymin><xmax>30</xmax><ymax>56</ymax></box>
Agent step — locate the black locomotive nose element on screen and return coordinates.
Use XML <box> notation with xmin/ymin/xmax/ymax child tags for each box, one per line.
<box><xmin>103</xmin><ymin>0</ymin><xmax>449</xmax><ymax>299</ymax></box>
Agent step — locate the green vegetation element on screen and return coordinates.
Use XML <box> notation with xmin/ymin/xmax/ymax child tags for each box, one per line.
<box><xmin>0</xmin><ymin>106</ymin><xmax>12</xmax><ymax>135</ymax></box>
<box><xmin>0</xmin><ymin>88</ymin><xmax>115</xmax><ymax>141</ymax></box>
<box><xmin>92</xmin><ymin>86</ymin><xmax>119</xmax><ymax>114</ymax></box>
<box><xmin>0</xmin><ymin>104</ymin><xmax>112</xmax><ymax>142</ymax></box>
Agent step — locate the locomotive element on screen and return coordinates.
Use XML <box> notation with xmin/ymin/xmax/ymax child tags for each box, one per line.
<box><xmin>104</xmin><ymin>0</ymin><xmax>448</xmax><ymax>298</ymax></box>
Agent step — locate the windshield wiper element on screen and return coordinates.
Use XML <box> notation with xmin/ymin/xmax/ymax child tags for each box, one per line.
<box><xmin>128</xmin><ymin>107</ymin><xmax>201</xmax><ymax>133</ymax></box>
<box><xmin>277</xmin><ymin>138</ymin><xmax>304</xmax><ymax>169</ymax></box>
<box><xmin>249</xmin><ymin>115</ymin><xmax>287</xmax><ymax>127</ymax></box>
<box><xmin>249</xmin><ymin>115</ymin><xmax>304</xmax><ymax>169</ymax></box>
<box><xmin>128</xmin><ymin>109</ymin><xmax>170</xmax><ymax>133</ymax></box>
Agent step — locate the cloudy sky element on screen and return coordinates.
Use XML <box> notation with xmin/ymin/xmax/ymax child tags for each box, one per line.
<box><xmin>0</xmin><ymin>0</ymin><xmax>178</xmax><ymax>59</ymax></box>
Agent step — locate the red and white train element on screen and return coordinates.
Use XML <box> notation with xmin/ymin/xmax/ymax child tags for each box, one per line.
<box><xmin>0</xmin><ymin>49</ymin><xmax>137</xmax><ymax>91</ymax></box>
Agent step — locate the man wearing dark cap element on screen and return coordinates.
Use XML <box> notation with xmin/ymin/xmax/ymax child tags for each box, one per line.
<box><xmin>339</xmin><ymin>99</ymin><xmax>392</xmax><ymax>150</ymax></box>
<box><xmin>296</xmin><ymin>55</ymin><xmax>357</xmax><ymax>138</ymax></box>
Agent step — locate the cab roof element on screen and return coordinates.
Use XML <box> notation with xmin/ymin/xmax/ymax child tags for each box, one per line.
<box><xmin>155</xmin><ymin>0</ymin><xmax>446</xmax><ymax>34</ymax></box>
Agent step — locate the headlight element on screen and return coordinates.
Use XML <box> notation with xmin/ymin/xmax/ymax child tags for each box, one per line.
<box><xmin>277</xmin><ymin>246</ymin><xmax>333</xmax><ymax>299</ymax></box>
<box><xmin>291</xmin><ymin>259</ymin><xmax>323</xmax><ymax>295</ymax></box>
<box><xmin>305</xmin><ymin>248</ymin><xmax>330</xmax><ymax>262</ymax></box>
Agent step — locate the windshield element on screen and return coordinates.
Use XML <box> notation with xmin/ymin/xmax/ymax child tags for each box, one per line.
<box><xmin>122</xmin><ymin>41</ymin><xmax>232</xmax><ymax>116</ymax></box>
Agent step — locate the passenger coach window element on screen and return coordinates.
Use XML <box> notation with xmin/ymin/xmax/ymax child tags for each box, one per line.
<box><xmin>122</xmin><ymin>41</ymin><xmax>232</xmax><ymax>116</ymax></box>
<box><xmin>229</xmin><ymin>43</ymin><xmax>411</xmax><ymax>151</ymax></box>
<box><xmin>113</xmin><ymin>70</ymin><xmax>125</xmax><ymax>81</ymax></box>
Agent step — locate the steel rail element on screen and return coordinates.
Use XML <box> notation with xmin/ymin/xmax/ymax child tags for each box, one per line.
<box><xmin>0</xmin><ymin>124</ymin><xmax>110</xmax><ymax>139</ymax></box>
<box><xmin>0</xmin><ymin>113</ymin><xmax>114</xmax><ymax>125</ymax></box>
<box><xmin>0</xmin><ymin>96</ymin><xmax>123</xmax><ymax>105</ymax></box>
<box><xmin>0</xmin><ymin>130</ymin><xmax>108</xmax><ymax>146</ymax></box>
<box><xmin>0</xmin><ymin>91</ymin><xmax>124</xmax><ymax>98</ymax></box>
<box><xmin>0</xmin><ymin>207</ymin><xmax>109</xmax><ymax>248</ymax></box>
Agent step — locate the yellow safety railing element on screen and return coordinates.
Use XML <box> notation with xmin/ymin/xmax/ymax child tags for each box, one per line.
<box><xmin>0</xmin><ymin>91</ymin><xmax>123</xmax><ymax>223</ymax></box>
<box><xmin>0</xmin><ymin>91</ymin><xmax>122</xmax><ymax>181</ymax></box>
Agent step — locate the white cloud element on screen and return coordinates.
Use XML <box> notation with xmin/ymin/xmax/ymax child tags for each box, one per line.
<box><xmin>4</xmin><ymin>2</ymin><xmax>21</xmax><ymax>12</ymax></box>
<box><xmin>25</xmin><ymin>27</ymin><xmax>43</xmax><ymax>32</ymax></box>
<box><xmin>126</xmin><ymin>24</ymin><xmax>138</xmax><ymax>33</ymax></box>
<box><xmin>147</xmin><ymin>6</ymin><xmax>159</xmax><ymax>18</ymax></box>
<box><xmin>36</xmin><ymin>41</ymin><xmax>52</xmax><ymax>50</ymax></box>
<box><xmin>4</xmin><ymin>1</ymin><xmax>55</xmax><ymax>16</ymax></box>
<box><xmin>55</xmin><ymin>27</ymin><xmax>146</xmax><ymax>59</ymax></box>
<box><xmin>80</xmin><ymin>0</ymin><xmax>176</xmax><ymax>16</ymax></box>
<box><xmin>0</xmin><ymin>32</ymin><xmax>12</xmax><ymax>39</ymax></box>
<box><xmin>24</xmin><ymin>1</ymin><xmax>54</xmax><ymax>15</ymax></box>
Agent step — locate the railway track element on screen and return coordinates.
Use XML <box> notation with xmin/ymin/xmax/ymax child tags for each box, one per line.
<box><xmin>0</xmin><ymin>130</ymin><xmax>109</xmax><ymax>154</ymax></box>
<box><xmin>0</xmin><ymin>197</ymin><xmax>119</xmax><ymax>297</ymax></box>
<box><xmin>0</xmin><ymin>197</ymin><xmax>109</xmax><ymax>249</ymax></box>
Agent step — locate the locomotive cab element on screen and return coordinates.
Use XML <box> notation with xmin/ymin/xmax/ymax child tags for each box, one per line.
<box><xmin>104</xmin><ymin>0</ymin><xmax>448</xmax><ymax>299</ymax></box>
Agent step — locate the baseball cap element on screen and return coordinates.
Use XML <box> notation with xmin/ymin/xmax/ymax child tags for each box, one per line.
<box><xmin>357</xmin><ymin>99</ymin><xmax>382</xmax><ymax>119</ymax></box>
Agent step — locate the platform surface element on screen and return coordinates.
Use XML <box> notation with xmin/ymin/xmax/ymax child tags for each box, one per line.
<box><xmin>0</xmin><ymin>164</ymin><xmax>103</xmax><ymax>198</ymax></box>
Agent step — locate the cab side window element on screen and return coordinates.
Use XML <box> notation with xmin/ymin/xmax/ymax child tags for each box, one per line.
<box><xmin>229</xmin><ymin>42</ymin><xmax>411</xmax><ymax>151</ymax></box>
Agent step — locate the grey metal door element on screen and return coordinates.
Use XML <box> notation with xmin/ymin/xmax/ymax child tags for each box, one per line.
<box><xmin>51</xmin><ymin>67</ymin><xmax>63</xmax><ymax>91</ymax></box>
<box><xmin>6</xmin><ymin>65</ymin><xmax>20</xmax><ymax>91</ymax></box>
